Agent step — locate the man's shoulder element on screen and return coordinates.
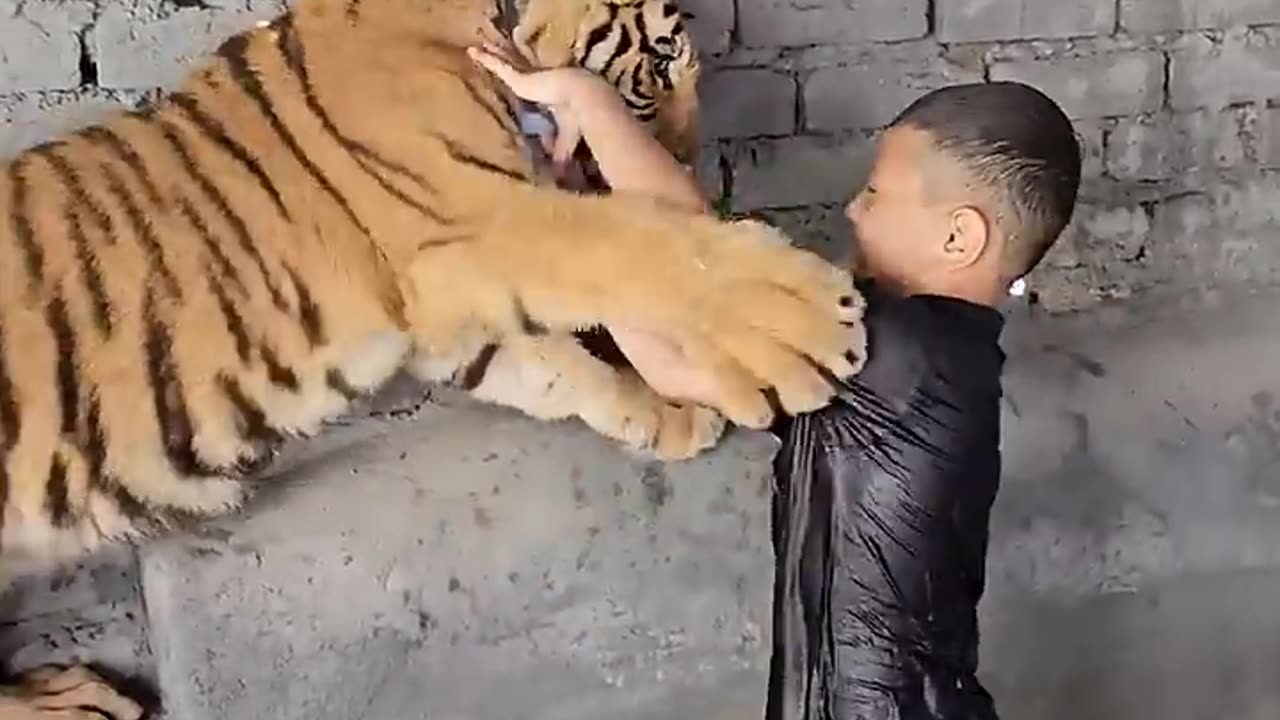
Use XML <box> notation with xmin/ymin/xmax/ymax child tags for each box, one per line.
<box><xmin>851</xmin><ymin>290</ymin><xmax>933</xmax><ymax>403</ymax></box>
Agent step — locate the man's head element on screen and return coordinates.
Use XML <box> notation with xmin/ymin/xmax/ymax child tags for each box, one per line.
<box><xmin>845</xmin><ymin>81</ymin><xmax>1081</xmax><ymax>304</ymax></box>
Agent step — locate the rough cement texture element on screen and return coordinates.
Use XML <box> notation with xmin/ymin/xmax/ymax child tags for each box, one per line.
<box><xmin>3</xmin><ymin>0</ymin><xmax>1280</xmax><ymax>718</ymax></box>
<box><xmin>141</xmin><ymin>396</ymin><xmax>777</xmax><ymax>720</ymax></box>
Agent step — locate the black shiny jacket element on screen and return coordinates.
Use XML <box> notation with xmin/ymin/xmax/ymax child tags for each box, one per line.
<box><xmin>766</xmin><ymin>288</ymin><xmax>1006</xmax><ymax>720</ymax></box>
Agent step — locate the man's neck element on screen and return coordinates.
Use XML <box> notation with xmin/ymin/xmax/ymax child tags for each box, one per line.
<box><xmin>889</xmin><ymin>275</ymin><xmax>1002</xmax><ymax>308</ymax></box>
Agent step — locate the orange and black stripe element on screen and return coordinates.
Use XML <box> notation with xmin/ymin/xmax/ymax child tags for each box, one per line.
<box><xmin>7</xmin><ymin>158</ymin><xmax>46</xmax><ymax>297</ymax></box>
<box><xmin>216</xmin><ymin>372</ymin><xmax>284</xmax><ymax>462</ymax></box>
<box><xmin>274</xmin><ymin>17</ymin><xmax>454</xmax><ymax>224</ymax></box>
<box><xmin>155</xmin><ymin>116</ymin><xmax>291</xmax><ymax>312</ymax></box>
<box><xmin>98</xmin><ymin>161</ymin><xmax>182</xmax><ymax>299</ymax></box>
<box><xmin>168</xmin><ymin>92</ymin><xmax>292</xmax><ymax>221</ymax></box>
<box><xmin>282</xmin><ymin>265</ymin><xmax>326</xmax><ymax>348</ymax></box>
<box><xmin>215</xmin><ymin>33</ymin><xmax>372</xmax><ymax>239</ymax></box>
<box><xmin>37</xmin><ymin>147</ymin><xmax>116</xmax><ymax>336</ymax></box>
<box><xmin>141</xmin><ymin>290</ymin><xmax>216</xmax><ymax>479</ymax></box>
<box><xmin>0</xmin><ymin>326</ymin><xmax>17</xmax><ymax>548</ymax></box>
<box><xmin>84</xmin><ymin>394</ymin><xmax>150</xmax><ymax>522</ymax></box>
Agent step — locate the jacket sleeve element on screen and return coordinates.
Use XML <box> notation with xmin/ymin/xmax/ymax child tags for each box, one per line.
<box><xmin>766</xmin><ymin>375</ymin><xmax>1002</xmax><ymax>720</ymax></box>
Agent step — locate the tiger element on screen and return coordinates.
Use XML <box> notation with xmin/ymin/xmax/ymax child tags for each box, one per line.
<box><xmin>0</xmin><ymin>0</ymin><xmax>866</xmax><ymax>716</ymax></box>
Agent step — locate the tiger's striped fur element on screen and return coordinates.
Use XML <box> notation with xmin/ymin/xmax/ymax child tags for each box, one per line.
<box><xmin>515</xmin><ymin>0</ymin><xmax>702</xmax><ymax>166</ymax></box>
<box><xmin>0</xmin><ymin>0</ymin><xmax>864</xmax><ymax>714</ymax></box>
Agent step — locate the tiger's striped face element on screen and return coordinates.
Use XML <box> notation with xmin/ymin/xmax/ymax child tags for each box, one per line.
<box><xmin>515</xmin><ymin>0</ymin><xmax>702</xmax><ymax>166</ymax></box>
<box><xmin>574</xmin><ymin>1</ymin><xmax>697</xmax><ymax>127</ymax></box>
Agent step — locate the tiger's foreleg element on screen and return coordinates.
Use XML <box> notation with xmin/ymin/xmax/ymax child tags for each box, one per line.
<box><xmin>411</xmin><ymin>331</ymin><xmax>724</xmax><ymax>460</ymax></box>
<box><xmin>405</xmin><ymin>184</ymin><xmax>866</xmax><ymax>432</ymax></box>
<box><xmin>0</xmin><ymin>666</ymin><xmax>143</xmax><ymax>720</ymax></box>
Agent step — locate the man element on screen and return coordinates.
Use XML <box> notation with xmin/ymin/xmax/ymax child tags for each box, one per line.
<box><xmin>470</xmin><ymin>44</ymin><xmax>1082</xmax><ymax>719</ymax></box>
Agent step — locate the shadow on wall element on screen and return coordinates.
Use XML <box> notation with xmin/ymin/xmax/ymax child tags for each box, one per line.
<box><xmin>979</xmin><ymin>286</ymin><xmax>1280</xmax><ymax>720</ymax></box>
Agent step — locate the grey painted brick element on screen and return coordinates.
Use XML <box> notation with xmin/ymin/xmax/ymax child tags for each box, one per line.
<box><xmin>1121</xmin><ymin>0</ymin><xmax>1280</xmax><ymax>33</ymax></box>
<box><xmin>1027</xmin><ymin>264</ymin><xmax>1132</xmax><ymax>310</ymax></box>
<box><xmin>0</xmin><ymin>89</ymin><xmax>157</xmax><ymax>160</ymax></box>
<box><xmin>93</xmin><ymin>4</ymin><xmax>281</xmax><ymax>89</ymax></box>
<box><xmin>989</xmin><ymin>51</ymin><xmax>1164</xmax><ymax>119</ymax></box>
<box><xmin>700</xmin><ymin>69</ymin><xmax>794</xmax><ymax>139</ymax></box>
<box><xmin>1076</xmin><ymin>121</ymin><xmax>1106</xmax><ymax>179</ymax></box>
<box><xmin>680</xmin><ymin>0</ymin><xmax>733</xmax><ymax>55</ymax></box>
<box><xmin>754</xmin><ymin>205</ymin><xmax>851</xmax><ymax>263</ymax></box>
<box><xmin>786</xmin><ymin>40</ymin><xmax>986</xmax><ymax>74</ymax></box>
<box><xmin>1107</xmin><ymin>109</ymin><xmax>1252</xmax><ymax>180</ymax></box>
<box><xmin>937</xmin><ymin>0</ymin><xmax>1114</xmax><ymax>43</ymax></box>
<box><xmin>0</xmin><ymin>1</ymin><xmax>94</xmax><ymax>93</ymax></box>
<box><xmin>1047</xmin><ymin>203</ymin><xmax>1150</xmax><ymax>270</ymax></box>
<box><xmin>728</xmin><ymin>135</ymin><xmax>870</xmax><ymax>211</ymax></box>
<box><xmin>803</xmin><ymin>56</ymin><xmax>983</xmax><ymax>132</ymax></box>
<box><xmin>1263</xmin><ymin>106</ymin><xmax>1280</xmax><ymax>167</ymax></box>
<box><xmin>695</xmin><ymin>142</ymin><xmax>724</xmax><ymax>201</ymax></box>
<box><xmin>1029</xmin><ymin>201</ymin><xmax>1152</xmax><ymax>308</ymax></box>
<box><xmin>1169</xmin><ymin>38</ymin><xmax>1280</xmax><ymax>111</ymax></box>
<box><xmin>1149</xmin><ymin>177</ymin><xmax>1280</xmax><ymax>286</ymax></box>
<box><xmin>739</xmin><ymin>0</ymin><xmax>927</xmax><ymax>48</ymax></box>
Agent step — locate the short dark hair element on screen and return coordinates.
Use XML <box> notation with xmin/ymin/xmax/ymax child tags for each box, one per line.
<box><xmin>888</xmin><ymin>81</ymin><xmax>1082</xmax><ymax>280</ymax></box>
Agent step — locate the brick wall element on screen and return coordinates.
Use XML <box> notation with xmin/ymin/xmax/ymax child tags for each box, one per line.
<box><xmin>3</xmin><ymin>0</ymin><xmax>1280</xmax><ymax>310</ymax></box>
<box><xmin>685</xmin><ymin>0</ymin><xmax>1280</xmax><ymax>310</ymax></box>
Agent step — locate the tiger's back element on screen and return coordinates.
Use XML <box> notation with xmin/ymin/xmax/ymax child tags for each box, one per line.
<box><xmin>0</xmin><ymin>10</ymin><xmax>468</xmax><ymax>575</ymax></box>
<box><xmin>0</xmin><ymin>111</ymin><xmax>404</xmax><ymax>578</ymax></box>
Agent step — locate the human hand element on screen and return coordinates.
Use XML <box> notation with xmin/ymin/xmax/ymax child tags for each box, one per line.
<box><xmin>467</xmin><ymin>42</ymin><xmax>600</xmax><ymax>171</ymax></box>
<box><xmin>467</xmin><ymin>41</ymin><xmax>597</xmax><ymax>107</ymax></box>
<box><xmin>610</xmin><ymin>327</ymin><xmax>725</xmax><ymax>409</ymax></box>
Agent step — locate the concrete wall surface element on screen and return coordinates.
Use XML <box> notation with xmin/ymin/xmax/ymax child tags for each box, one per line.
<box><xmin>3</xmin><ymin>0</ymin><xmax>1280</xmax><ymax>718</ymax></box>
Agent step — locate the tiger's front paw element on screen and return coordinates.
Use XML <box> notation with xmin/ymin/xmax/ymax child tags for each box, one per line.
<box><xmin>647</xmin><ymin>402</ymin><xmax>728</xmax><ymax>461</ymax></box>
<box><xmin>653</xmin><ymin>218</ymin><xmax>866</xmax><ymax>429</ymax></box>
<box><xmin>0</xmin><ymin>666</ymin><xmax>145</xmax><ymax>720</ymax></box>
<box><xmin>610</xmin><ymin>374</ymin><xmax>728</xmax><ymax>461</ymax></box>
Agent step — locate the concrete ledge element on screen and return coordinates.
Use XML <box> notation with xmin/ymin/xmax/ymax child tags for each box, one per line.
<box><xmin>141</xmin><ymin>397</ymin><xmax>779</xmax><ymax>720</ymax></box>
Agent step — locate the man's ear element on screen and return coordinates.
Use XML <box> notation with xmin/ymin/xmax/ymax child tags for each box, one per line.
<box><xmin>941</xmin><ymin>205</ymin><xmax>991</xmax><ymax>269</ymax></box>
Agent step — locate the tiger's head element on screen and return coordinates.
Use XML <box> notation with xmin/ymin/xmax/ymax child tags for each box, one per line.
<box><xmin>512</xmin><ymin>0</ymin><xmax>702</xmax><ymax>168</ymax></box>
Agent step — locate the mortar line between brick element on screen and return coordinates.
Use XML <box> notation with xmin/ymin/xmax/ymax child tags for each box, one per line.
<box><xmin>1160</xmin><ymin>51</ymin><xmax>1171</xmax><ymax>112</ymax></box>
<box><xmin>718</xmin><ymin>146</ymin><xmax>735</xmax><ymax>214</ymax></box>
<box><xmin>728</xmin><ymin>0</ymin><xmax>741</xmax><ymax>49</ymax></box>
<box><xmin>77</xmin><ymin>27</ymin><xmax>100</xmax><ymax>88</ymax></box>
<box><xmin>792</xmin><ymin>74</ymin><xmax>804</xmax><ymax>134</ymax></box>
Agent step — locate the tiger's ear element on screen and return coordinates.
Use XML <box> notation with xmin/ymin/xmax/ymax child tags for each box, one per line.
<box><xmin>654</xmin><ymin>59</ymin><xmax>702</xmax><ymax>168</ymax></box>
